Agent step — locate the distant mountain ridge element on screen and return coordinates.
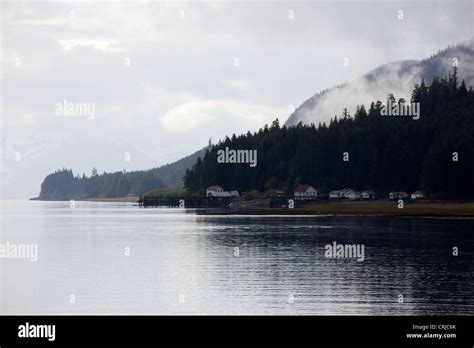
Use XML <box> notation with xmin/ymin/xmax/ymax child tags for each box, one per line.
<box><xmin>286</xmin><ymin>40</ymin><xmax>474</xmax><ymax>126</ymax></box>
<box><xmin>35</xmin><ymin>144</ymin><xmax>211</xmax><ymax>200</ymax></box>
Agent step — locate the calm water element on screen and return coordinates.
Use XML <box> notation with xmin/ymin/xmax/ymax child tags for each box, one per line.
<box><xmin>0</xmin><ymin>200</ymin><xmax>473</xmax><ymax>315</ymax></box>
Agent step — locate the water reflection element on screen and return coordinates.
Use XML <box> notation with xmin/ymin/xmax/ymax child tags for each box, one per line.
<box><xmin>1</xmin><ymin>201</ymin><xmax>473</xmax><ymax>314</ymax></box>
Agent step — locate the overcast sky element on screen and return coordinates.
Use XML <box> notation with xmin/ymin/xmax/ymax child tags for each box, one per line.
<box><xmin>1</xmin><ymin>0</ymin><xmax>473</xmax><ymax>198</ymax></box>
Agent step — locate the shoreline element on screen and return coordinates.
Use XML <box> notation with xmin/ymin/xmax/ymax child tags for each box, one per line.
<box><xmin>80</xmin><ymin>196</ymin><xmax>139</xmax><ymax>203</ymax></box>
<box><xmin>214</xmin><ymin>200</ymin><xmax>474</xmax><ymax>217</ymax></box>
<box><xmin>30</xmin><ymin>196</ymin><xmax>140</xmax><ymax>203</ymax></box>
<box><xmin>30</xmin><ymin>197</ymin><xmax>474</xmax><ymax>216</ymax></box>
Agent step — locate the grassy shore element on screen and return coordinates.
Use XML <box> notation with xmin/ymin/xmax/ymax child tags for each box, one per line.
<box><xmin>230</xmin><ymin>199</ymin><xmax>474</xmax><ymax>217</ymax></box>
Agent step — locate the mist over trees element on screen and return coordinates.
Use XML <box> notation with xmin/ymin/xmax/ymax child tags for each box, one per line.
<box><xmin>185</xmin><ymin>70</ymin><xmax>474</xmax><ymax>199</ymax></box>
<box><xmin>285</xmin><ymin>42</ymin><xmax>474</xmax><ymax>127</ymax></box>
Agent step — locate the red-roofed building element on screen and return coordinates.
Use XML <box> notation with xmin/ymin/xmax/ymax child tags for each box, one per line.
<box><xmin>294</xmin><ymin>185</ymin><xmax>318</xmax><ymax>200</ymax></box>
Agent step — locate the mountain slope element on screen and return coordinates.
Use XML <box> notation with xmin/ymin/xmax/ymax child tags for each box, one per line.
<box><xmin>286</xmin><ymin>40</ymin><xmax>474</xmax><ymax>126</ymax></box>
<box><xmin>150</xmin><ymin>145</ymin><xmax>210</xmax><ymax>188</ymax></box>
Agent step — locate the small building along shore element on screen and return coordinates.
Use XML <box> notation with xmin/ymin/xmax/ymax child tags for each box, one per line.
<box><xmin>206</xmin><ymin>185</ymin><xmax>240</xmax><ymax>198</ymax></box>
<box><xmin>341</xmin><ymin>189</ymin><xmax>355</xmax><ymax>199</ymax></box>
<box><xmin>329</xmin><ymin>189</ymin><xmax>377</xmax><ymax>200</ymax></box>
<box><xmin>329</xmin><ymin>190</ymin><xmax>344</xmax><ymax>199</ymax></box>
<box><xmin>294</xmin><ymin>185</ymin><xmax>318</xmax><ymax>200</ymax></box>
<box><xmin>411</xmin><ymin>191</ymin><xmax>425</xmax><ymax>200</ymax></box>
<box><xmin>389</xmin><ymin>191</ymin><xmax>409</xmax><ymax>200</ymax></box>
<box><xmin>329</xmin><ymin>188</ymin><xmax>355</xmax><ymax>199</ymax></box>
<box><xmin>329</xmin><ymin>188</ymin><xmax>368</xmax><ymax>200</ymax></box>
<box><xmin>329</xmin><ymin>188</ymin><xmax>353</xmax><ymax>199</ymax></box>
<box><xmin>347</xmin><ymin>191</ymin><xmax>362</xmax><ymax>200</ymax></box>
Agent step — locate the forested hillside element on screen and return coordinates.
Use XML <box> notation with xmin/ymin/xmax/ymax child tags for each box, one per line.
<box><xmin>286</xmin><ymin>41</ymin><xmax>474</xmax><ymax>126</ymax></box>
<box><xmin>185</xmin><ymin>70</ymin><xmax>474</xmax><ymax>199</ymax></box>
<box><xmin>35</xmin><ymin>144</ymin><xmax>211</xmax><ymax>200</ymax></box>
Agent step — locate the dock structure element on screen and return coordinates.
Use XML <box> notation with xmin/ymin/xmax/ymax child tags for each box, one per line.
<box><xmin>138</xmin><ymin>196</ymin><xmax>237</xmax><ymax>208</ymax></box>
<box><xmin>270</xmin><ymin>196</ymin><xmax>291</xmax><ymax>208</ymax></box>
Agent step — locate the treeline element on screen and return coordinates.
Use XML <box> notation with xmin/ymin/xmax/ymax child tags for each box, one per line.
<box><xmin>37</xmin><ymin>168</ymin><xmax>166</xmax><ymax>200</ymax></box>
<box><xmin>184</xmin><ymin>69</ymin><xmax>474</xmax><ymax>199</ymax></box>
<box><xmin>36</xmin><ymin>144</ymin><xmax>211</xmax><ymax>200</ymax></box>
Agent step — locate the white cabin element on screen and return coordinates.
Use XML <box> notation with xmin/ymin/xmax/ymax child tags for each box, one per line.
<box><xmin>294</xmin><ymin>185</ymin><xmax>318</xmax><ymax>200</ymax></box>
<box><xmin>347</xmin><ymin>191</ymin><xmax>362</xmax><ymax>200</ymax></box>
<box><xmin>329</xmin><ymin>190</ymin><xmax>343</xmax><ymax>199</ymax></box>
<box><xmin>389</xmin><ymin>192</ymin><xmax>409</xmax><ymax>200</ymax></box>
<box><xmin>411</xmin><ymin>191</ymin><xmax>425</xmax><ymax>200</ymax></box>
<box><xmin>206</xmin><ymin>186</ymin><xmax>240</xmax><ymax>198</ymax></box>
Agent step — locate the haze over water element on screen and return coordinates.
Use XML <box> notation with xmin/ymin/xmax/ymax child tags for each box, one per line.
<box><xmin>1</xmin><ymin>201</ymin><xmax>473</xmax><ymax>315</ymax></box>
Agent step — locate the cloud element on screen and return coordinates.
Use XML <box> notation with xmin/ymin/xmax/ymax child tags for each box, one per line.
<box><xmin>221</xmin><ymin>79</ymin><xmax>252</xmax><ymax>91</ymax></box>
<box><xmin>161</xmin><ymin>99</ymin><xmax>285</xmax><ymax>134</ymax></box>
<box><xmin>58</xmin><ymin>39</ymin><xmax>123</xmax><ymax>52</ymax></box>
<box><xmin>14</xmin><ymin>17</ymin><xmax>71</xmax><ymax>27</ymax></box>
